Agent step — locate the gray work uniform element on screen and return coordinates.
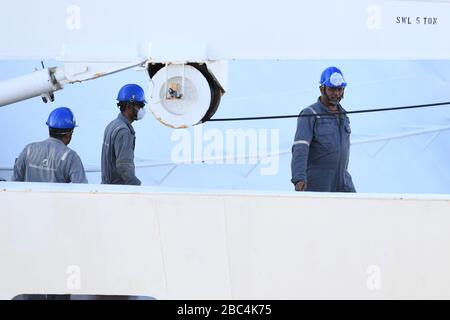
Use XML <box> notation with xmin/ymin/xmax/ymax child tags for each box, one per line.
<box><xmin>101</xmin><ymin>113</ymin><xmax>141</xmax><ymax>185</ymax></box>
<box><xmin>291</xmin><ymin>98</ymin><xmax>356</xmax><ymax>192</ymax></box>
<box><xmin>12</xmin><ymin>137</ymin><xmax>88</xmax><ymax>183</ymax></box>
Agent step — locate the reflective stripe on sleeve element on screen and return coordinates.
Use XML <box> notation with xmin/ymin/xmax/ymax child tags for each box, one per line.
<box><xmin>293</xmin><ymin>140</ymin><xmax>310</xmax><ymax>147</ymax></box>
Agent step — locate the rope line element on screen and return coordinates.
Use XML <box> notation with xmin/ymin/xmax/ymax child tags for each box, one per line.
<box><xmin>207</xmin><ymin>101</ymin><xmax>450</xmax><ymax>122</ymax></box>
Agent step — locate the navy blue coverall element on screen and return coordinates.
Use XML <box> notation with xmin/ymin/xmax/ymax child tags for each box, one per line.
<box><xmin>291</xmin><ymin>98</ymin><xmax>356</xmax><ymax>192</ymax></box>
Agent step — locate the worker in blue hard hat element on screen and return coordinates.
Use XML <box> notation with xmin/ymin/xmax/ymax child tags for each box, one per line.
<box><xmin>319</xmin><ymin>66</ymin><xmax>347</xmax><ymax>106</ymax></box>
<box><xmin>291</xmin><ymin>66</ymin><xmax>356</xmax><ymax>192</ymax></box>
<box><xmin>12</xmin><ymin>107</ymin><xmax>88</xmax><ymax>183</ymax></box>
<box><xmin>101</xmin><ymin>84</ymin><xmax>146</xmax><ymax>185</ymax></box>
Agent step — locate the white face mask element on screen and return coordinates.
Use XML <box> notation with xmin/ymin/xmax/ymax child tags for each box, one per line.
<box><xmin>136</xmin><ymin>107</ymin><xmax>146</xmax><ymax>120</ymax></box>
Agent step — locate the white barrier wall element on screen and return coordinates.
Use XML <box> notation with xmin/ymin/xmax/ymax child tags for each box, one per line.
<box><xmin>1</xmin><ymin>182</ymin><xmax>450</xmax><ymax>299</ymax></box>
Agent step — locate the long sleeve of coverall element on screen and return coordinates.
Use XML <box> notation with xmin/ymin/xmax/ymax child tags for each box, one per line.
<box><xmin>291</xmin><ymin>108</ymin><xmax>316</xmax><ymax>184</ymax></box>
<box><xmin>12</xmin><ymin>148</ymin><xmax>27</xmax><ymax>181</ymax></box>
<box><xmin>114</xmin><ymin>128</ymin><xmax>141</xmax><ymax>186</ymax></box>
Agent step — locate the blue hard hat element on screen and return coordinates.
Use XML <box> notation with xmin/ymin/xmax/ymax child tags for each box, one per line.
<box><xmin>320</xmin><ymin>66</ymin><xmax>347</xmax><ymax>87</ymax></box>
<box><xmin>46</xmin><ymin>107</ymin><xmax>77</xmax><ymax>129</ymax></box>
<box><xmin>116</xmin><ymin>83</ymin><xmax>147</xmax><ymax>103</ymax></box>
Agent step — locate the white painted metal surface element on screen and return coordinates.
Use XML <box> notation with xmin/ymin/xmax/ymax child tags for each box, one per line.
<box><xmin>1</xmin><ymin>0</ymin><xmax>449</xmax><ymax>60</ymax></box>
<box><xmin>2</xmin><ymin>0</ymin><xmax>449</xmax><ymax>118</ymax></box>
<box><xmin>0</xmin><ymin>69</ymin><xmax>62</xmax><ymax>106</ymax></box>
<box><xmin>1</xmin><ymin>182</ymin><xmax>450</xmax><ymax>299</ymax></box>
<box><xmin>0</xmin><ymin>61</ymin><xmax>145</xmax><ymax>107</ymax></box>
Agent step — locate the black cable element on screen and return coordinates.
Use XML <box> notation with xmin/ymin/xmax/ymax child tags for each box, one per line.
<box><xmin>207</xmin><ymin>101</ymin><xmax>450</xmax><ymax>122</ymax></box>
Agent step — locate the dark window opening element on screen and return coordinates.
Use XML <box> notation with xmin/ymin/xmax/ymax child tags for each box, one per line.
<box><xmin>12</xmin><ymin>294</ymin><xmax>156</xmax><ymax>300</ymax></box>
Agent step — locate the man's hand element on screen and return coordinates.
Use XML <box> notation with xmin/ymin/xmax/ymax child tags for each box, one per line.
<box><xmin>295</xmin><ymin>181</ymin><xmax>307</xmax><ymax>191</ymax></box>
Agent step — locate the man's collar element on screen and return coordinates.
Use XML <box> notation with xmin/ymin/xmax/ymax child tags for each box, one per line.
<box><xmin>118</xmin><ymin>112</ymin><xmax>131</xmax><ymax>124</ymax></box>
<box><xmin>117</xmin><ymin>113</ymin><xmax>135</xmax><ymax>134</ymax></box>
<box><xmin>47</xmin><ymin>137</ymin><xmax>65</xmax><ymax>145</ymax></box>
